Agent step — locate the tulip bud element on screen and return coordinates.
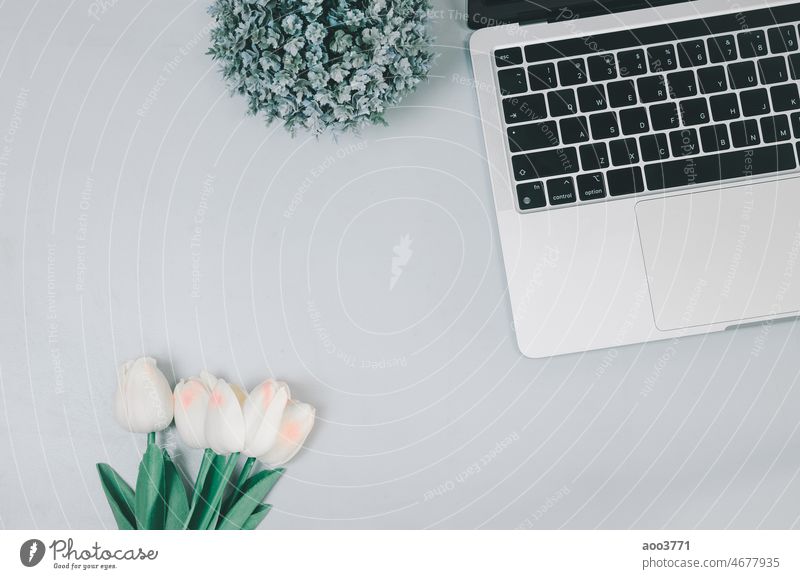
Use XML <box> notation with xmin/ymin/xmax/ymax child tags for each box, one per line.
<box><xmin>259</xmin><ymin>400</ymin><xmax>315</xmax><ymax>466</ymax></box>
<box><xmin>242</xmin><ymin>379</ymin><xmax>290</xmax><ymax>458</ymax></box>
<box><xmin>204</xmin><ymin>379</ymin><xmax>247</xmax><ymax>455</ymax></box>
<box><xmin>113</xmin><ymin>357</ymin><xmax>174</xmax><ymax>433</ymax></box>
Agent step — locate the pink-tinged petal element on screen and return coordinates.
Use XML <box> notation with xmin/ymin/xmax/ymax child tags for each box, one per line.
<box><xmin>204</xmin><ymin>379</ymin><xmax>245</xmax><ymax>454</ymax></box>
<box><xmin>174</xmin><ymin>379</ymin><xmax>211</xmax><ymax>448</ymax></box>
<box><xmin>242</xmin><ymin>380</ymin><xmax>289</xmax><ymax>457</ymax></box>
<box><xmin>259</xmin><ymin>400</ymin><xmax>315</xmax><ymax>466</ymax></box>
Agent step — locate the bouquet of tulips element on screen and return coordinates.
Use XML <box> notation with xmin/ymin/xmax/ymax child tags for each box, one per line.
<box><xmin>97</xmin><ymin>357</ymin><xmax>315</xmax><ymax>530</ymax></box>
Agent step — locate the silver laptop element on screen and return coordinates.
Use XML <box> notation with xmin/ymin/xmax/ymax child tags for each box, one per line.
<box><xmin>470</xmin><ymin>0</ymin><xmax>800</xmax><ymax>357</ymax></box>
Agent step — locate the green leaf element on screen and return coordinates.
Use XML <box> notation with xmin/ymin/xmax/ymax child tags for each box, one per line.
<box><xmin>217</xmin><ymin>468</ymin><xmax>283</xmax><ymax>530</ymax></box>
<box><xmin>241</xmin><ymin>503</ymin><xmax>271</xmax><ymax>530</ymax></box>
<box><xmin>189</xmin><ymin>453</ymin><xmax>238</xmax><ymax>530</ymax></box>
<box><xmin>135</xmin><ymin>442</ymin><xmax>166</xmax><ymax>530</ymax></box>
<box><xmin>96</xmin><ymin>463</ymin><xmax>136</xmax><ymax>530</ymax></box>
<box><xmin>163</xmin><ymin>450</ymin><xmax>189</xmax><ymax>530</ymax></box>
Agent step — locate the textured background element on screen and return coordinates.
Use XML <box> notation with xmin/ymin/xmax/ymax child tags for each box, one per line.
<box><xmin>1</xmin><ymin>0</ymin><xmax>800</xmax><ymax>529</ymax></box>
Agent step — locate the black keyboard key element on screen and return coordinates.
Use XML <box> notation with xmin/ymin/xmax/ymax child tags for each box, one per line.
<box><xmin>647</xmin><ymin>44</ymin><xmax>677</xmax><ymax>72</ymax></box>
<box><xmin>608</xmin><ymin>80</ymin><xmax>637</xmax><ymax>108</ymax></box>
<box><xmin>792</xmin><ymin>112</ymin><xmax>800</xmax><ymax>137</ymax></box>
<box><xmin>512</xmin><ymin>147</ymin><xmax>579</xmax><ymax>180</ymax></box>
<box><xmin>548</xmin><ymin>89</ymin><xmax>578</xmax><ymax>117</ymax></box>
<box><xmin>577</xmin><ymin>85</ymin><xmax>607</xmax><ymax>112</ymax></box>
<box><xmin>618</xmin><ymin>49</ymin><xmax>647</xmax><ymax>76</ymax></box>
<box><xmin>678</xmin><ymin>39</ymin><xmax>707</xmax><ymax>67</ymax></box>
<box><xmin>560</xmin><ymin>116</ymin><xmax>590</xmax><ymax>144</ymax></box>
<box><xmin>710</xmin><ymin>93</ymin><xmax>741</xmax><ymax>121</ymax></box>
<box><xmin>708</xmin><ymin>34</ymin><xmax>737</xmax><ymax>62</ymax></box>
<box><xmin>607</xmin><ymin>166</ymin><xmax>645</xmax><ymax>196</ymax></box>
<box><xmin>577</xmin><ymin>173</ymin><xmax>607</xmax><ymax>200</ymax></box>
<box><xmin>679</xmin><ymin>98</ymin><xmax>711</xmax><ymax>126</ymax></box>
<box><xmin>667</xmin><ymin>70</ymin><xmax>697</xmax><ymax>98</ymax></box>
<box><xmin>589</xmin><ymin>112</ymin><xmax>620</xmax><ymax>139</ymax></box>
<box><xmin>637</xmin><ymin>75</ymin><xmax>668</xmax><ymax>103</ymax></box>
<box><xmin>669</xmin><ymin>128</ymin><xmax>700</xmax><ymax>156</ymax></box>
<box><xmin>639</xmin><ymin>133</ymin><xmax>670</xmax><ymax>161</ymax></box>
<box><xmin>728</xmin><ymin>61</ymin><xmax>758</xmax><ymax>89</ymax></box>
<box><xmin>507</xmin><ymin>122</ymin><xmax>559</xmax><ymax>152</ymax></box>
<box><xmin>498</xmin><ymin>68</ymin><xmax>527</xmax><ymax>95</ymax></box>
<box><xmin>738</xmin><ymin>30</ymin><xmax>768</xmax><ymax>58</ymax></box>
<box><xmin>588</xmin><ymin>54</ymin><xmax>617</xmax><ymax>81</ymax></box>
<box><xmin>789</xmin><ymin>53</ymin><xmax>800</xmax><ymax>79</ymax></box>
<box><xmin>557</xmin><ymin>59</ymin><xmax>588</xmax><ymax>86</ymax></box>
<box><xmin>547</xmin><ymin>177</ymin><xmax>577</xmax><ymax>205</ymax></box>
<box><xmin>771</xmin><ymin>83</ymin><xmax>800</xmax><ymax>111</ymax></box>
<box><xmin>760</xmin><ymin>114</ymin><xmax>791</xmax><ymax>142</ymax></box>
<box><xmin>758</xmin><ymin>56</ymin><xmax>788</xmax><ymax>84</ymax></box>
<box><xmin>620</xmin><ymin>107</ymin><xmax>650</xmax><ymax>135</ymax></box>
<box><xmin>768</xmin><ymin>25</ymin><xmax>798</xmax><ymax>53</ymax></box>
<box><xmin>527</xmin><ymin>63</ymin><xmax>558</xmax><ymax>91</ymax></box>
<box><xmin>579</xmin><ymin>143</ymin><xmax>609</xmax><ymax>170</ymax></box>
<box><xmin>698</xmin><ymin>66</ymin><xmax>727</xmax><ymax>94</ymax></box>
<box><xmin>610</xmin><ymin>138</ymin><xmax>640</xmax><ymax>165</ymax></box>
<box><xmin>700</xmin><ymin>124</ymin><xmax>731</xmax><ymax>151</ymax></box>
<box><xmin>502</xmin><ymin>93</ymin><xmax>547</xmax><ymax>124</ymax></box>
<box><xmin>741</xmin><ymin>88</ymin><xmax>771</xmax><ymax>116</ymax></box>
<box><xmin>644</xmin><ymin>144</ymin><xmax>796</xmax><ymax>191</ymax></box>
<box><xmin>495</xmin><ymin>47</ymin><xmax>523</xmax><ymax>67</ymax></box>
<box><xmin>730</xmin><ymin>119</ymin><xmax>760</xmax><ymax>147</ymax></box>
<box><xmin>517</xmin><ymin>181</ymin><xmax>546</xmax><ymax>210</ymax></box>
<box><xmin>650</xmin><ymin>102</ymin><xmax>680</xmax><ymax>131</ymax></box>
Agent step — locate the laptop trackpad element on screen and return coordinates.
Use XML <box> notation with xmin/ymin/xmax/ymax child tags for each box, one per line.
<box><xmin>635</xmin><ymin>179</ymin><xmax>800</xmax><ymax>331</ymax></box>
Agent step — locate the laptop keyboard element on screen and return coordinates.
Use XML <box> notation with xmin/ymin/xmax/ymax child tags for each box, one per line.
<box><xmin>495</xmin><ymin>3</ymin><xmax>800</xmax><ymax>211</ymax></box>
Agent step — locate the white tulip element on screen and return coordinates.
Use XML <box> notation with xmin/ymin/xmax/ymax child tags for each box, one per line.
<box><xmin>173</xmin><ymin>371</ymin><xmax>219</xmax><ymax>448</ymax></box>
<box><xmin>113</xmin><ymin>357</ymin><xmax>174</xmax><ymax>433</ymax></box>
<box><xmin>259</xmin><ymin>400</ymin><xmax>315</xmax><ymax>466</ymax></box>
<box><xmin>204</xmin><ymin>379</ymin><xmax>247</xmax><ymax>455</ymax></box>
<box><xmin>242</xmin><ymin>379</ymin><xmax>290</xmax><ymax>458</ymax></box>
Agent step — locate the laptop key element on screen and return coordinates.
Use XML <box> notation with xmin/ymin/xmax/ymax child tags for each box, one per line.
<box><xmin>507</xmin><ymin>122</ymin><xmax>559</xmax><ymax>153</ymax></box>
<box><xmin>577</xmin><ymin>173</ymin><xmax>607</xmax><ymax>200</ymax></box>
<box><xmin>678</xmin><ymin>40</ymin><xmax>707</xmax><ymax>67</ymax></box>
<box><xmin>792</xmin><ymin>112</ymin><xmax>800</xmax><ymax>137</ymax></box>
<box><xmin>650</xmin><ymin>102</ymin><xmax>680</xmax><ymax>131</ymax></box>
<box><xmin>607</xmin><ymin>167</ymin><xmax>645</xmax><ymax>196</ymax></box>
<box><xmin>760</xmin><ymin>115</ymin><xmax>791</xmax><ymax>142</ymax></box>
<box><xmin>588</xmin><ymin>54</ymin><xmax>617</xmax><ymax>81</ymax></box>
<box><xmin>560</xmin><ymin>116</ymin><xmax>590</xmax><ymax>144</ymax></box>
<box><xmin>728</xmin><ymin>61</ymin><xmax>758</xmax><ymax>89</ymax></box>
<box><xmin>710</xmin><ymin>93</ymin><xmax>740</xmax><ymax>121</ymax></box>
<box><xmin>577</xmin><ymin>85</ymin><xmax>607</xmax><ymax>112</ymax></box>
<box><xmin>608</xmin><ymin>80</ymin><xmax>637</xmax><ymax>108</ymax></box>
<box><xmin>708</xmin><ymin>34</ymin><xmax>737</xmax><ymax>62</ymax></box>
<box><xmin>516</xmin><ymin>181</ymin><xmax>547</xmax><ymax>210</ymax></box>
<box><xmin>502</xmin><ymin>94</ymin><xmax>547</xmax><ymax>124</ymax></box>
<box><xmin>495</xmin><ymin>47</ymin><xmax>523</xmax><ymax>67</ymax></box>
<box><xmin>498</xmin><ymin>68</ymin><xmax>527</xmax><ymax>95</ymax></box>
<box><xmin>548</xmin><ymin>89</ymin><xmax>577</xmax><ymax>117</ymax></box>
<box><xmin>698</xmin><ymin>66</ymin><xmax>727</xmax><ymax>94</ymax></box>
<box><xmin>643</xmin><ymin>144</ymin><xmax>796</xmax><ymax>191</ymax></box>
<box><xmin>618</xmin><ymin>49</ymin><xmax>647</xmax><ymax>76</ymax></box>
<box><xmin>620</xmin><ymin>107</ymin><xmax>650</xmax><ymax>134</ymax></box>
<box><xmin>527</xmin><ymin>63</ymin><xmax>558</xmax><ymax>91</ymax></box>
<box><xmin>770</xmin><ymin>83</ymin><xmax>800</xmax><ymax>111</ymax></box>
<box><xmin>730</xmin><ymin>119</ymin><xmax>761</xmax><ymax>147</ymax></box>
<box><xmin>669</xmin><ymin>128</ymin><xmax>700</xmax><ymax>156</ymax></box>
<box><xmin>758</xmin><ymin>56</ymin><xmax>788</xmax><ymax>84</ymax></box>
<box><xmin>610</xmin><ymin>138</ymin><xmax>640</xmax><ymax>165</ymax></box>
<box><xmin>789</xmin><ymin>53</ymin><xmax>800</xmax><ymax>79</ymax></box>
<box><xmin>679</xmin><ymin>98</ymin><xmax>710</xmax><ymax>126</ymax></box>
<box><xmin>738</xmin><ymin>30</ymin><xmax>768</xmax><ymax>58</ymax></box>
<box><xmin>741</xmin><ymin>88</ymin><xmax>770</xmax><ymax>116</ymax></box>
<box><xmin>637</xmin><ymin>75</ymin><xmax>668</xmax><ymax>103</ymax></box>
<box><xmin>667</xmin><ymin>70</ymin><xmax>697</xmax><ymax>98</ymax></box>
<box><xmin>699</xmin><ymin>124</ymin><xmax>731</xmax><ymax>151</ymax></box>
<box><xmin>639</xmin><ymin>133</ymin><xmax>670</xmax><ymax>161</ymax></box>
<box><xmin>579</xmin><ymin>143</ymin><xmax>609</xmax><ymax>170</ymax></box>
<box><xmin>647</xmin><ymin>44</ymin><xmax>677</xmax><ymax>72</ymax></box>
<box><xmin>589</xmin><ymin>112</ymin><xmax>620</xmax><ymax>139</ymax></box>
<box><xmin>557</xmin><ymin>59</ymin><xmax>588</xmax><ymax>86</ymax></box>
<box><xmin>547</xmin><ymin>177</ymin><xmax>577</xmax><ymax>205</ymax></box>
<box><xmin>768</xmin><ymin>25</ymin><xmax>798</xmax><ymax>53</ymax></box>
<box><xmin>512</xmin><ymin>147</ymin><xmax>579</xmax><ymax>180</ymax></box>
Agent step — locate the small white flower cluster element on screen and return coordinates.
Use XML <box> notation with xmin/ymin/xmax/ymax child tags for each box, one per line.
<box><xmin>208</xmin><ymin>0</ymin><xmax>434</xmax><ymax>135</ymax></box>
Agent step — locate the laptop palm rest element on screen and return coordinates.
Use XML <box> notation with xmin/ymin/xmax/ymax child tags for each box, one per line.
<box><xmin>635</xmin><ymin>178</ymin><xmax>800</xmax><ymax>331</ymax></box>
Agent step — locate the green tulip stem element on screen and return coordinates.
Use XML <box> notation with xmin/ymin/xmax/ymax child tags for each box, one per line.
<box><xmin>199</xmin><ymin>452</ymin><xmax>239</xmax><ymax>529</ymax></box>
<box><xmin>147</xmin><ymin>432</ymin><xmax>156</xmax><ymax>447</ymax></box>
<box><xmin>222</xmin><ymin>456</ymin><xmax>256</xmax><ymax>514</ymax></box>
<box><xmin>183</xmin><ymin>448</ymin><xmax>214</xmax><ymax>529</ymax></box>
